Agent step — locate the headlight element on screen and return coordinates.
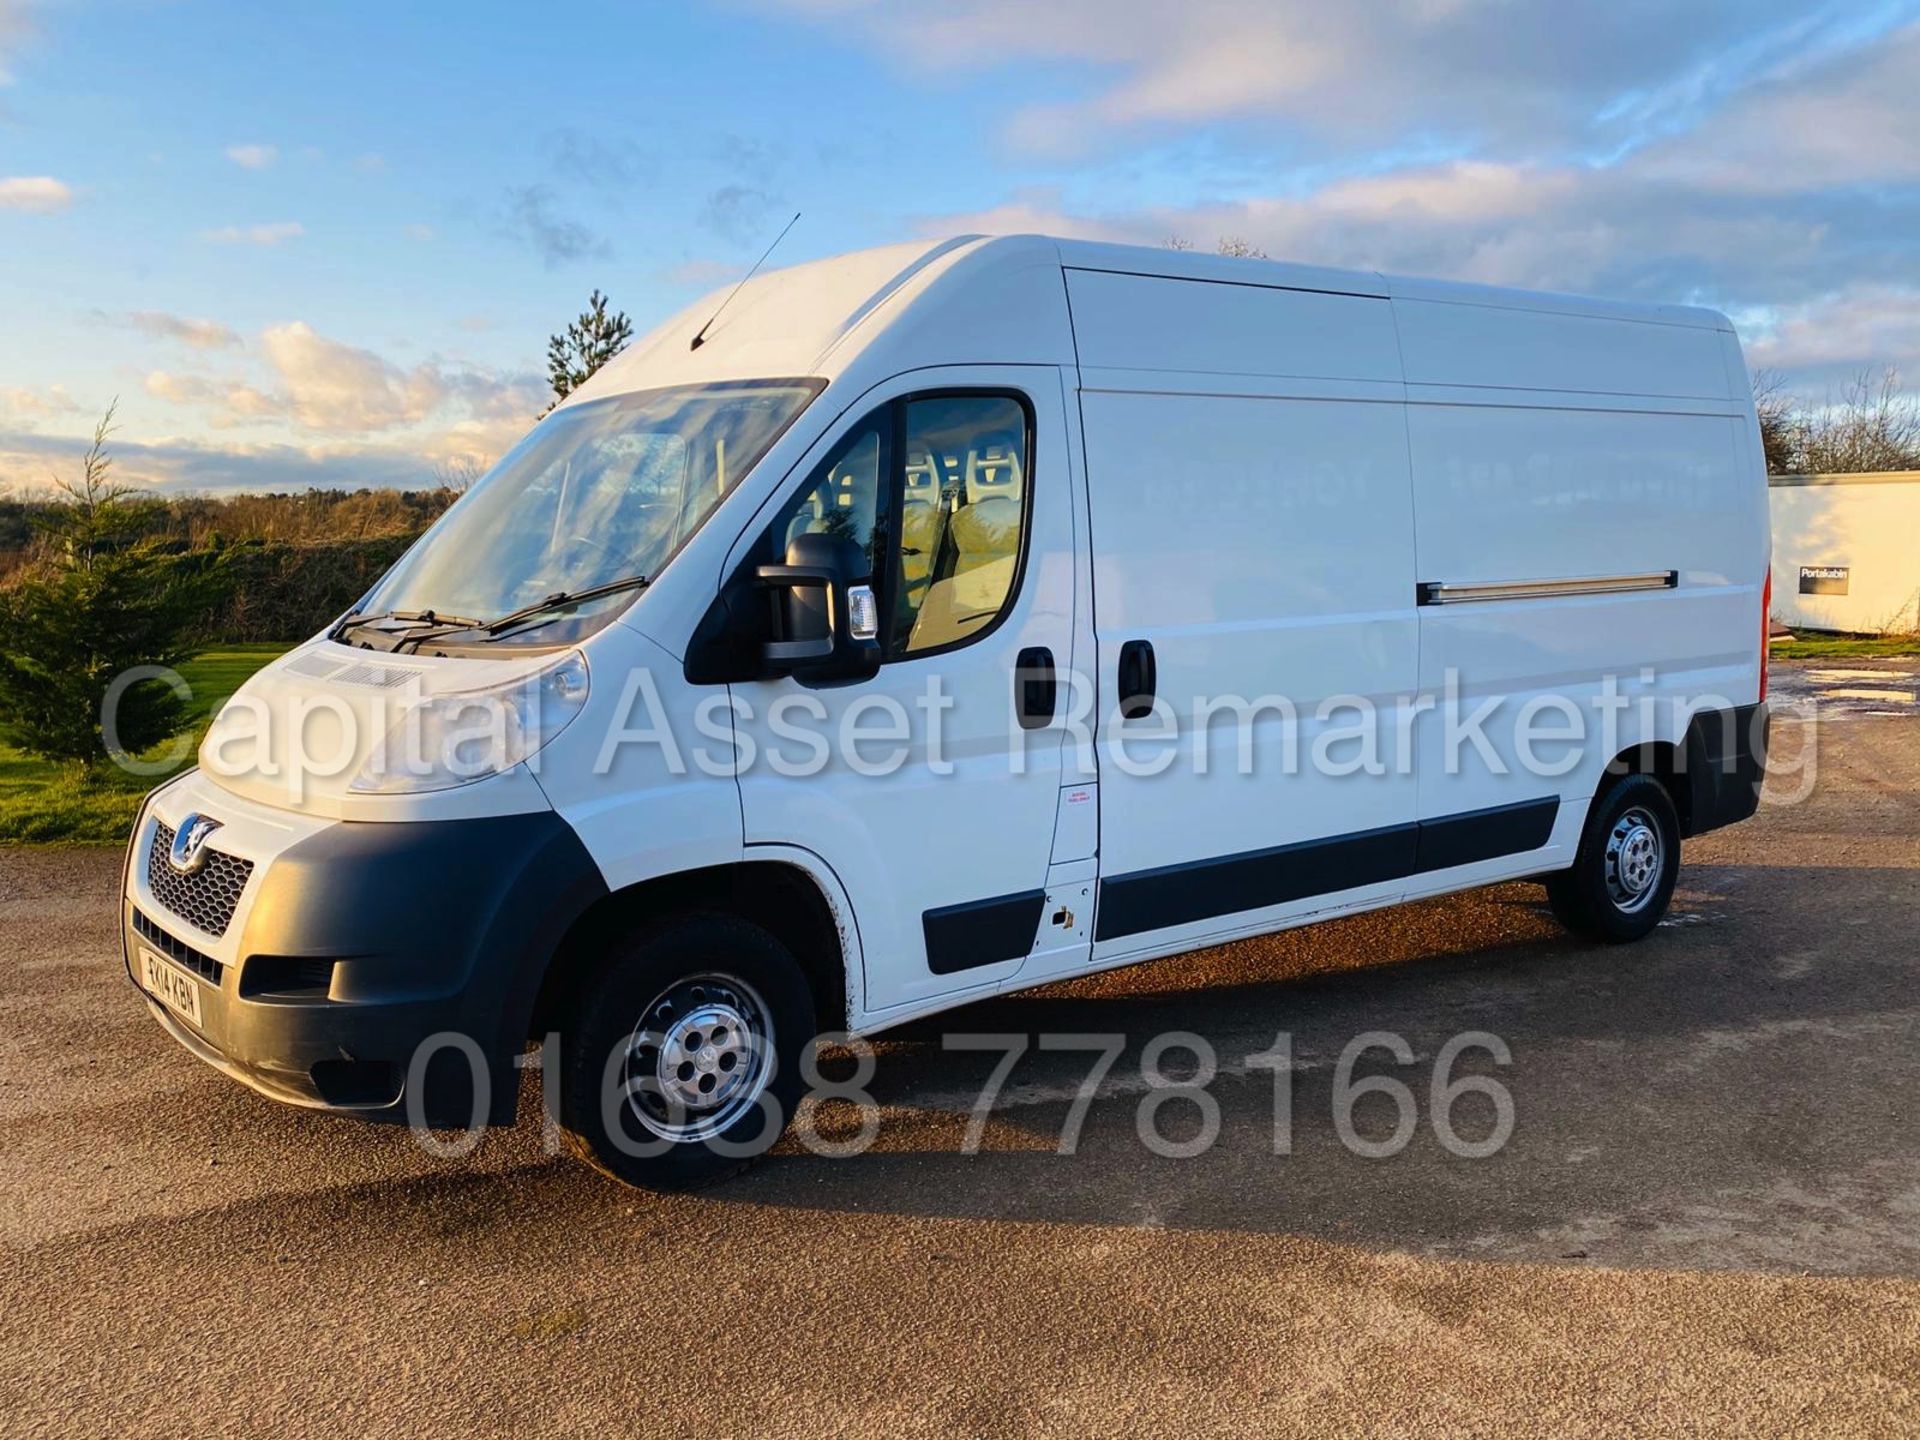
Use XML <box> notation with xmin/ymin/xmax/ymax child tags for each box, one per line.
<box><xmin>350</xmin><ymin>651</ymin><xmax>590</xmax><ymax>794</ymax></box>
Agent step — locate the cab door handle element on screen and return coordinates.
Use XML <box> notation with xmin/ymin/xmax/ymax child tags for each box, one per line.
<box><xmin>1117</xmin><ymin>639</ymin><xmax>1156</xmax><ymax>719</ymax></box>
<box><xmin>1015</xmin><ymin>646</ymin><xmax>1056</xmax><ymax>730</ymax></box>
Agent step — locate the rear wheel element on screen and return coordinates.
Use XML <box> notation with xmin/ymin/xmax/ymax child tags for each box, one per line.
<box><xmin>556</xmin><ymin>913</ymin><xmax>814</xmax><ymax>1191</ymax></box>
<box><xmin>1545</xmin><ymin>773</ymin><xmax>1681</xmax><ymax>943</ymax></box>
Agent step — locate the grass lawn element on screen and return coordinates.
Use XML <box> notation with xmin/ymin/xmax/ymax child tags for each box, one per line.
<box><xmin>0</xmin><ymin>643</ymin><xmax>287</xmax><ymax>845</ymax></box>
<box><xmin>1772</xmin><ymin>634</ymin><xmax>1920</xmax><ymax>660</ymax></box>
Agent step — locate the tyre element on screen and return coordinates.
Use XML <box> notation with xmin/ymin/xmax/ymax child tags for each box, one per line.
<box><xmin>1545</xmin><ymin>773</ymin><xmax>1681</xmax><ymax>943</ymax></box>
<box><xmin>556</xmin><ymin>912</ymin><xmax>815</xmax><ymax>1191</ymax></box>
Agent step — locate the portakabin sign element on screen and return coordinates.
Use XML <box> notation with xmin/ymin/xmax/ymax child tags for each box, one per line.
<box><xmin>1798</xmin><ymin>565</ymin><xmax>1850</xmax><ymax>596</ymax></box>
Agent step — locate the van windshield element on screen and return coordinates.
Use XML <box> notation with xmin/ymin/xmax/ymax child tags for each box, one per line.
<box><xmin>353</xmin><ymin>379</ymin><xmax>822</xmax><ymax>638</ymax></box>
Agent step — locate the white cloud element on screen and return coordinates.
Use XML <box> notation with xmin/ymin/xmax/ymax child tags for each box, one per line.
<box><xmin>661</xmin><ymin>257</ymin><xmax>745</xmax><ymax>287</ymax></box>
<box><xmin>919</xmin><ymin>161</ymin><xmax>1839</xmax><ymax>299</ymax></box>
<box><xmin>218</xmin><ymin>383</ymin><xmax>282</xmax><ymax>424</ymax></box>
<box><xmin>421</xmin><ymin>413</ymin><xmax>539</xmax><ymax>476</ymax></box>
<box><xmin>257</xmin><ymin>321</ymin><xmax>441</xmax><ymax>432</ymax></box>
<box><xmin>1744</xmin><ymin>286</ymin><xmax>1920</xmax><ymax>380</ymax></box>
<box><xmin>0</xmin><ymin>338</ymin><xmax>547</xmax><ymax>492</ymax></box>
<box><xmin>403</xmin><ymin>222</ymin><xmax>435</xmax><ymax>241</ymax></box>
<box><xmin>765</xmin><ymin>0</ymin><xmax>1893</xmax><ymax>161</ymax></box>
<box><xmin>1636</xmin><ymin>21</ymin><xmax>1920</xmax><ymax>194</ymax></box>
<box><xmin>144</xmin><ymin>371</ymin><xmax>221</xmax><ymax>405</ymax></box>
<box><xmin>139</xmin><ymin>321</ymin><xmax>546</xmax><ymax>445</ymax></box>
<box><xmin>0</xmin><ymin>0</ymin><xmax>34</xmax><ymax>86</ymax></box>
<box><xmin>1304</xmin><ymin>161</ymin><xmax>1575</xmax><ymax>223</ymax></box>
<box><xmin>863</xmin><ymin>0</ymin><xmax>1920</xmax><ymax>369</ymax></box>
<box><xmin>224</xmin><ymin>143</ymin><xmax>278</xmax><ymax>170</ymax></box>
<box><xmin>200</xmin><ymin>220</ymin><xmax>305</xmax><ymax>246</ymax></box>
<box><xmin>125</xmin><ymin>311</ymin><xmax>241</xmax><ymax>349</ymax></box>
<box><xmin>0</xmin><ymin>175</ymin><xmax>73</xmax><ymax>212</ymax></box>
<box><xmin>0</xmin><ymin>383</ymin><xmax>79</xmax><ymax>426</ymax></box>
<box><xmin>142</xmin><ymin>370</ymin><xmax>284</xmax><ymax>424</ymax></box>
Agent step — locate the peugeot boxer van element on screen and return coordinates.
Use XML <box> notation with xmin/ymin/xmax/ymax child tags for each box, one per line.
<box><xmin>123</xmin><ymin>235</ymin><xmax>1771</xmax><ymax>1189</ymax></box>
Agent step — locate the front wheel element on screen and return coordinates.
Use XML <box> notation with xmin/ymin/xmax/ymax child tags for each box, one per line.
<box><xmin>556</xmin><ymin>913</ymin><xmax>815</xmax><ymax>1191</ymax></box>
<box><xmin>1545</xmin><ymin>773</ymin><xmax>1681</xmax><ymax>943</ymax></box>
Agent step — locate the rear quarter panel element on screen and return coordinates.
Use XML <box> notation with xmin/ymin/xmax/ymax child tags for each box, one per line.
<box><xmin>1393</xmin><ymin>293</ymin><xmax>1766</xmax><ymax>829</ymax></box>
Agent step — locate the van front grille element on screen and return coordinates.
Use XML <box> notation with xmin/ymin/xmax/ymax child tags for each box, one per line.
<box><xmin>132</xmin><ymin>908</ymin><xmax>225</xmax><ymax>985</ymax></box>
<box><xmin>147</xmin><ymin>821</ymin><xmax>253</xmax><ymax>938</ymax></box>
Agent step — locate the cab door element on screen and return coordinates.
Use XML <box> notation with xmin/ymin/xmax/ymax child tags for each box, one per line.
<box><xmin>728</xmin><ymin>367</ymin><xmax>1085</xmax><ymax>1018</ymax></box>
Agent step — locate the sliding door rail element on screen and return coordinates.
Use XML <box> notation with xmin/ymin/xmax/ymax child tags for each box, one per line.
<box><xmin>1417</xmin><ymin>571</ymin><xmax>1678</xmax><ymax>606</ymax></box>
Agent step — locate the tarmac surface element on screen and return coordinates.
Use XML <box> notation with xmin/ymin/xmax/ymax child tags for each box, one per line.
<box><xmin>1</xmin><ymin>668</ymin><xmax>1916</xmax><ymax>1436</ymax></box>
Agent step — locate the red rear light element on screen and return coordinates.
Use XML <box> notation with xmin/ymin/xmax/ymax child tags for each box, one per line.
<box><xmin>1760</xmin><ymin>565</ymin><xmax>1772</xmax><ymax>701</ymax></box>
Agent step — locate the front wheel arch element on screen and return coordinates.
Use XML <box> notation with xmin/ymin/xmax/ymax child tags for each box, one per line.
<box><xmin>529</xmin><ymin>860</ymin><xmax>850</xmax><ymax>1042</ymax></box>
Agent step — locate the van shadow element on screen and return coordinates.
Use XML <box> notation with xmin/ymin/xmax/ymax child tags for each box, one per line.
<box><xmin>696</xmin><ymin>867</ymin><xmax>1920</xmax><ymax>1276</ymax></box>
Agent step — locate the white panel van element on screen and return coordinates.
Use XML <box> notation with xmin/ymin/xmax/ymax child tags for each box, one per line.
<box><xmin>122</xmin><ymin>236</ymin><xmax>1772</xmax><ymax>1188</ymax></box>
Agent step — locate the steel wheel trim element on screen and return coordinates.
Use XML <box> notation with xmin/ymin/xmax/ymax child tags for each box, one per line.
<box><xmin>1604</xmin><ymin>806</ymin><xmax>1665</xmax><ymax>914</ymax></box>
<box><xmin>621</xmin><ymin>972</ymin><xmax>775</xmax><ymax>1143</ymax></box>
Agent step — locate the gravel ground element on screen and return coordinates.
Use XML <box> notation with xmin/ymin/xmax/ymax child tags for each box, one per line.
<box><xmin>1</xmin><ymin>689</ymin><xmax>1916</xmax><ymax>1437</ymax></box>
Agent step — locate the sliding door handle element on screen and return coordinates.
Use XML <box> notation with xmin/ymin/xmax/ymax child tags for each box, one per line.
<box><xmin>1015</xmin><ymin>646</ymin><xmax>1057</xmax><ymax>730</ymax></box>
<box><xmin>1117</xmin><ymin>638</ymin><xmax>1156</xmax><ymax>719</ymax></box>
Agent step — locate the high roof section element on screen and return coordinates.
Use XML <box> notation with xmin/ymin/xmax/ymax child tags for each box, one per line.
<box><xmin>1049</xmin><ymin>237</ymin><xmax>1732</xmax><ymax>332</ymax></box>
<box><xmin>569</xmin><ymin>232</ymin><xmax>1734</xmax><ymax>409</ymax></box>
<box><xmin>567</xmin><ymin>234</ymin><xmax>1073</xmax><ymax>405</ymax></box>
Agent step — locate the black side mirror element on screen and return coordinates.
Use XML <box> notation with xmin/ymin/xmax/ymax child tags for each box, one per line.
<box><xmin>756</xmin><ymin>532</ymin><xmax>881</xmax><ymax>679</ymax></box>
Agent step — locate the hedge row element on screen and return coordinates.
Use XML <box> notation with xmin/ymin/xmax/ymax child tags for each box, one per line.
<box><xmin>191</xmin><ymin>536</ymin><xmax>418</xmax><ymax>644</ymax></box>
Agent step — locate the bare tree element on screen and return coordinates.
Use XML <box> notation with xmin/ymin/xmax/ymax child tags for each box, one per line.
<box><xmin>55</xmin><ymin>401</ymin><xmax>129</xmax><ymax>503</ymax></box>
<box><xmin>47</xmin><ymin>400</ymin><xmax>138</xmax><ymax>574</ymax></box>
<box><xmin>1801</xmin><ymin>367</ymin><xmax>1920</xmax><ymax>475</ymax></box>
<box><xmin>1750</xmin><ymin>369</ymin><xmax>1802</xmax><ymax>476</ymax></box>
<box><xmin>1164</xmin><ymin>235</ymin><xmax>1269</xmax><ymax>259</ymax></box>
<box><xmin>430</xmin><ymin>455</ymin><xmax>487</xmax><ymax>493</ymax></box>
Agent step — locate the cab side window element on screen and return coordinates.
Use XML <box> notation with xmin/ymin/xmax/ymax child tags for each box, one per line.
<box><xmin>760</xmin><ymin>392</ymin><xmax>1030</xmax><ymax>659</ymax></box>
<box><xmin>896</xmin><ymin>396</ymin><xmax>1028</xmax><ymax>654</ymax></box>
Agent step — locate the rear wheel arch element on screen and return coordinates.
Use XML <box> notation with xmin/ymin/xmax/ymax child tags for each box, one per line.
<box><xmin>529</xmin><ymin>860</ymin><xmax>850</xmax><ymax>1041</ymax></box>
<box><xmin>1601</xmin><ymin>738</ymin><xmax>1692</xmax><ymax>836</ymax></box>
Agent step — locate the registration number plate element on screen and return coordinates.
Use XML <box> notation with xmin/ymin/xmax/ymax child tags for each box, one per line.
<box><xmin>138</xmin><ymin>947</ymin><xmax>204</xmax><ymax>1027</ymax></box>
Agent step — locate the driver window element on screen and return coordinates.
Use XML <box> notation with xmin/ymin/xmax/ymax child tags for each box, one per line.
<box><xmin>758</xmin><ymin>392</ymin><xmax>1029</xmax><ymax>660</ymax></box>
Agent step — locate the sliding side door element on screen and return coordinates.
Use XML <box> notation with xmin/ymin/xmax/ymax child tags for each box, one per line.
<box><xmin>1067</xmin><ymin>269</ymin><xmax>1422</xmax><ymax>963</ymax></box>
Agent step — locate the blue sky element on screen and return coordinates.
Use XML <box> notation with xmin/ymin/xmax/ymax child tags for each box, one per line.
<box><xmin>3</xmin><ymin>0</ymin><xmax>1918</xmax><ymax>492</ymax></box>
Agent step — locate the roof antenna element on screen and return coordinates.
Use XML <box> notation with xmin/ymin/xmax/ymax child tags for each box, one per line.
<box><xmin>690</xmin><ymin>211</ymin><xmax>800</xmax><ymax>351</ymax></box>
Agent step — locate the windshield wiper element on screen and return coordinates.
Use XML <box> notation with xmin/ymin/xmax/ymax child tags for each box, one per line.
<box><xmin>392</xmin><ymin>607</ymin><xmax>487</xmax><ymax>629</ymax></box>
<box><xmin>482</xmin><ymin>574</ymin><xmax>650</xmax><ymax>635</ymax></box>
<box><xmin>334</xmin><ymin>606</ymin><xmax>487</xmax><ymax>639</ymax></box>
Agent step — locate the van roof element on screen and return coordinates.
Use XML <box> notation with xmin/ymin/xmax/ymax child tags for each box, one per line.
<box><xmin>570</xmin><ymin>233</ymin><xmax>1734</xmax><ymax>407</ymax></box>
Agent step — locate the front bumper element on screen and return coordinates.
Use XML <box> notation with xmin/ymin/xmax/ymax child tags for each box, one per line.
<box><xmin>123</xmin><ymin>778</ymin><xmax>607</xmax><ymax>1126</ymax></box>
